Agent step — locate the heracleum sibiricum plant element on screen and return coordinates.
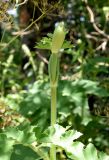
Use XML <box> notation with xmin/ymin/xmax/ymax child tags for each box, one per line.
<box><xmin>48</xmin><ymin>22</ymin><xmax>66</xmax><ymax>160</ymax></box>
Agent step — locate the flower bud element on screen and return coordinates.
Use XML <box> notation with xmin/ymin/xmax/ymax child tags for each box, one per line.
<box><xmin>51</xmin><ymin>22</ymin><xmax>66</xmax><ymax>54</ymax></box>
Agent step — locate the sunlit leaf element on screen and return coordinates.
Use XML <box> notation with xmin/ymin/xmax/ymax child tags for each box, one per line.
<box><xmin>84</xmin><ymin>143</ymin><xmax>98</xmax><ymax>160</ymax></box>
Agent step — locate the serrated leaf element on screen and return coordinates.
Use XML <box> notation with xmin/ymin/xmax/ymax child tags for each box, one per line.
<box><xmin>35</xmin><ymin>33</ymin><xmax>72</xmax><ymax>50</ymax></box>
<box><xmin>39</xmin><ymin>124</ymin><xmax>82</xmax><ymax>151</ymax></box>
<box><xmin>35</xmin><ymin>33</ymin><xmax>52</xmax><ymax>50</ymax></box>
<box><xmin>4</xmin><ymin>126</ymin><xmax>36</xmax><ymax>144</ymax></box>
<box><xmin>39</xmin><ymin>124</ymin><xmax>65</xmax><ymax>143</ymax></box>
<box><xmin>64</xmin><ymin>142</ymin><xmax>109</xmax><ymax>160</ymax></box>
<box><xmin>62</xmin><ymin>40</ymin><xmax>73</xmax><ymax>49</ymax></box>
<box><xmin>55</xmin><ymin>130</ymin><xmax>82</xmax><ymax>147</ymax></box>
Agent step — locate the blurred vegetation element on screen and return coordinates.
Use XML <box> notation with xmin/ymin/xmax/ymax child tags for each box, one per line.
<box><xmin>0</xmin><ymin>0</ymin><xmax>109</xmax><ymax>159</ymax></box>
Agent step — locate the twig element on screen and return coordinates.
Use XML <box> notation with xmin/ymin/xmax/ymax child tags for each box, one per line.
<box><xmin>12</xmin><ymin>30</ymin><xmax>34</xmax><ymax>36</ymax></box>
<box><xmin>85</xmin><ymin>33</ymin><xmax>98</xmax><ymax>41</ymax></box>
<box><xmin>83</xmin><ymin>0</ymin><xmax>109</xmax><ymax>39</ymax></box>
<box><xmin>36</xmin><ymin>51</ymin><xmax>48</xmax><ymax>64</ymax></box>
<box><xmin>96</xmin><ymin>41</ymin><xmax>107</xmax><ymax>51</ymax></box>
<box><xmin>15</xmin><ymin>0</ymin><xmax>28</xmax><ymax>7</ymax></box>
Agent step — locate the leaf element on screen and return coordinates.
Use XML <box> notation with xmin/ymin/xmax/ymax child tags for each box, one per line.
<box><xmin>64</xmin><ymin>142</ymin><xmax>109</xmax><ymax>160</ymax></box>
<box><xmin>35</xmin><ymin>33</ymin><xmax>72</xmax><ymax>50</ymax></box>
<box><xmin>0</xmin><ymin>134</ymin><xmax>14</xmax><ymax>160</ymax></box>
<box><xmin>10</xmin><ymin>144</ymin><xmax>41</xmax><ymax>160</ymax></box>
<box><xmin>39</xmin><ymin>124</ymin><xmax>65</xmax><ymax>143</ymax></box>
<box><xmin>56</xmin><ymin>130</ymin><xmax>82</xmax><ymax>148</ymax></box>
<box><xmin>98</xmin><ymin>151</ymin><xmax>109</xmax><ymax>160</ymax></box>
<box><xmin>39</xmin><ymin>124</ymin><xmax>82</xmax><ymax>150</ymax></box>
<box><xmin>62</xmin><ymin>40</ymin><xmax>73</xmax><ymax>49</ymax></box>
<box><xmin>65</xmin><ymin>141</ymin><xmax>85</xmax><ymax>160</ymax></box>
<box><xmin>83</xmin><ymin>57</ymin><xmax>109</xmax><ymax>79</ymax></box>
<box><xmin>36</xmin><ymin>36</ymin><xmax>51</xmax><ymax>50</ymax></box>
<box><xmin>4</xmin><ymin>126</ymin><xmax>36</xmax><ymax>144</ymax></box>
<box><xmin>84</xmin><ymin>143</ymin><xmax>98</xmax><ymax>160</ymax></box>
<box><xmin>62</xmin><ymin>79</ymin><xmax>109</xmax><ymax>97</ymax></box>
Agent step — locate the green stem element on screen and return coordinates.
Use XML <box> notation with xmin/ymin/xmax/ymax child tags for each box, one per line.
<box><xmin>51</xmin><ymin>85</ymin><xmax>57</xmax><ymax>126</ymax></box>
<box><xmin>50</xmin><ymin>143</ymin><xmax>56</xmax><ymax>160</ymax></box>
<box><xmin>50</xmin><ymin>85</ymin><xmax>57</xmax><ymax>160</ymax></box>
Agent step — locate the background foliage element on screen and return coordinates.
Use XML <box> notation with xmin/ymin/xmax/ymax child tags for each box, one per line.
<box><xmin>0</xmin><ymin>0</ymin><xmax>109</xmax><ymax>159</ymax></box>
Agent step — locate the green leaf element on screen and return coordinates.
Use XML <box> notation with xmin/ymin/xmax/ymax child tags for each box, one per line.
<box><xmin>35</xmin><ymin>33</ymin><xmax>72</xmax><ymax>50</ymax></box>
<box><xmin>84</xmin><ymin>143</ymin><xmax>98</xmax><ymax>160</ymax></box>
<box><xmin>65</xmin><ymin>141</ymin><xmax>85</xmax><ymax>160</ymax></box>
<box><xmin>62</xmin><ymin>40</ymin><xmax>73</xmax><ymax>49</ymax></box>
<box><xmin>0</xmin><ymin>134</ymin><xmax>14</xmax><ymax>160</ymax></box>
<box><xmin>98</xmin><ymin>151</ymin><xmax>109</xmax><ymax>160</ymax></box>
<box><xmin>11</xmin><ymin>144</ymin><xmax>41</xmax><ymax>160</ymax></box>
<box><xmin>4</xmin><ymin>126</ymin><xmax>36</xmax><ymax>144</ymax></box>
<box><xmin>39</xmin><ymin>124</ymin><xmax>65</xmax><ymax>143</ymax></box>
<box><xmin>36</xmin><ymin>37</ymin><xmax>51</xmax><ymax>50</ymax></box>
<box><xmin>62</xmin><ymin>79</ymin><xmax>109</xmax><ymax>97</ymax></box>
<box><xmin>56</xmin><ymin>130</ymin><xmax>82</xmax><ymax>148</ymax></box>
<box><xmin>39</xmin><ymin>124</ymin><xmax>82</xmax><ymax>149</ymax></box>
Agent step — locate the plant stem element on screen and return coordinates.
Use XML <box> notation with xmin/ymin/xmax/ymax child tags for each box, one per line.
<box><xmin>50</xmin><ymin>143</ymin><xmax>56</xmax><ymax>160</ymax></box>
<box><xmin>50</xmin><ymin>85</ymin><xmax>57</xmax><ymax>160</ymax></box>
<box><xmin>51</xmin><ymin>85</ymin><xmax>57</xmax><ymax>126</ymax></box>
<box><xmin>49</xmin><ymin>22</ymin><xmax>65</xmax><ymax>160</ymax></box>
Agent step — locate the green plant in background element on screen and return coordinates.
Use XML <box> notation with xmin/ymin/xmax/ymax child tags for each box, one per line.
<box><xmin>1</xmin><ymin>0</ymin><xmax>109</xmax><ymax>158</ymax></box>
<box><xmin>0</xmin><ymin>23</ymin><xmax>109</xmax><ymax>159</ymax></box>
<box><xmin>34</xmin><ymin>22</ymin><xmax>109</xmax><ymax>159</ymax></box>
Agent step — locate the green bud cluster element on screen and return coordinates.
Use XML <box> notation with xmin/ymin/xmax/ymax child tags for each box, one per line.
<box><xmin>51</xmin><ymin>22</ymin><xmax>65</xmax><ymax>54</ymax></box>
